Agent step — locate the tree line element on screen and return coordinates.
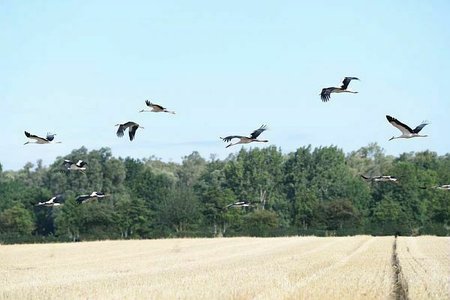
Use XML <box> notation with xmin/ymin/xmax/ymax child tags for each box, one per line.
<box><xmin>0</xmin><ymin>143</ymin><xmax>448</xmax><ymax>243</ymax></box>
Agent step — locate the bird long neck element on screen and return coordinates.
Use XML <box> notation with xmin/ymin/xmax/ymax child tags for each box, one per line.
<box><xmin>227</xmin><ymin>141</ymin><xmax>242</xmax><ymax>148</ymax></box>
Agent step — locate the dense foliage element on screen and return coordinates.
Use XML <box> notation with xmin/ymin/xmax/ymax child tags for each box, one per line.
<box><xmin>0</xmin><ymin>143</ymin><xmax>448</xmax><ymax>243</ymax></box>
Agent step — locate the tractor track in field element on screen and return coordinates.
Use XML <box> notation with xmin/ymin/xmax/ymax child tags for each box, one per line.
<box><xmin>391</xmin><ymin>237</ymin><xmax>409</xmax><ymax>300</ymax></box>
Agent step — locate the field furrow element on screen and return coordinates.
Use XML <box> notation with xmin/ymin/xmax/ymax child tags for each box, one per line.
<box><xmin>396</xmin><ymin>236</ymin><xmax>449</xmax><ymax>300</ymax></box>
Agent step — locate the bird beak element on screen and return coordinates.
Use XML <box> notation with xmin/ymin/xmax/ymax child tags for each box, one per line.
<box><xmin>389</xmin><ymin>137</ymin><xmax>394</xmax><ymax>141</ymax></box>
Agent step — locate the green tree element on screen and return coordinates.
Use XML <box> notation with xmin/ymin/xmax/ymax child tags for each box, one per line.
<box><xmin>243</xmin><ymin>210</ymin><xmax>278</xmax><ymax>236</ymax></box>
<box><xmin>158</xmin><ymin>185</ymin><xmax>202</xmax><ymax>235</ymax></box>
<box><xmin>0</xmin><ymin>204</ymin><xmax>34</xmax><ymax>235</ymax></box>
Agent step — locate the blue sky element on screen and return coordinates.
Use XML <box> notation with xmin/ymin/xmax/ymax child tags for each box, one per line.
<box><xmin>1</xmin><ymin>1</ymin><xmax>449</xmax><ymax>170</ymax></box>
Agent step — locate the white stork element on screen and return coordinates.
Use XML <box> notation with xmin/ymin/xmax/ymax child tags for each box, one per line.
<box><xmin>361</xmin><ymin>175</ymin><xmax>398</xmax><ymax>183</ymax></box>
<box><xmin>115</xmin><ymin>121</ymin><xmax>144</xmax><ymax>141</ymax></box>
<box><xmin>386</xmin><ymin>115</ymin><xmax>429</xmax><ymax>141</ymax></box>
<box><xmin>24</xmin><ymin>131</ymin><xmax>61</xmax><ymax>145</ymax></box>
<box><xmin>421</xmin><ymin>184</ymin><xmax>450</xmax><ymax>191</ymax></box>
<box><xmin>140</xmin><ymin>100</ymin><xmax>175</xmax><ymax>114</ymax></box>
<box><xmin>437</xmin><ymin>185</ymin><xmax>450</xmax><ymax>190</ymax></box>
<box><xmin>35</xmin><ymin>195</ymin><xmax>64</xmax><ymax>207</ymax></box>
<box><xmin>76</xmin><ymin>192</ymin><xmax>109</xmax><ymax>204</ymax></box>
<box><xmin>63</xmin><ymin>160</ymin><xmax>87</xmax><ymax>171</ymax></box>
<box><xmin>224</xmin><ymin>201</ymin><xmax>252</xmax><ymax>209</ymax></box>
<box><xmin>221</xmin><ymin>125</ymin><xmax>268</xmax><ymax>148</ymax></box>
<box><xmin>320</xmin><ymin>77</ymin><xmax>360</xmax><ymax>102</ymax></box>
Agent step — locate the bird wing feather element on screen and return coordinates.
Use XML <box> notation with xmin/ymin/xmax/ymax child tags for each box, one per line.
<box><xmin>76</xmin><ymin>195</ymin><xmax>91</xmax><ymax>204</ymax></box>
<box><xmin>146</xmin><ymin>100</ymin><xmax>164</xmax><ymax>110</ymax></box>
<box><xmin>386</xmin><ymin>115</ymin><xmax>414</xmax><ymax>135</ymax></box>
<box><xmin>25</xmin><ymin>131</ymin><xmax>48</xmax><ymax>142</ymax></box>
<box><xmin>76</xmin><ymin>160</ymin><xmax>87</xmax><ymax>167</ymax></box>
<box><xmin>412</xmin><ymin>122</ymin><xmax>429</xmax><ymax>133</ymax></box>
<box><xmin>63</xmin><ymin>159</ymin><xmax>73</xmax><ymax>167</ymax></box>
<box><xmin>221</xmin><ymin>135</ymin><xmax>244</xmax><ymax>142</ymax></box>
<box><xmin>128</xmin><ymin>124</ymin><xmax>139</xmax><ymax>141</ymax></box>
<box><xmin>46</xmin><ymin>133</ymin><xmax>55</xmax><ymax>141</ymax></box>
<box><xmin>116</xmin><ymin>125</ymin><xmax>125</xmax><ymax>137</ymax></box>
<box><xmin>340</xmin><ymin>77</ymin><xmax>358</xmax><ymax>90</ymax></box>
<box><xmin>320</xmin><ymin>88</ymin><xmax>333</xmax><ymax>102</ymax></box>
<box><xmin>250</xmin><ymin>125</ymin><xmax>267</xmax><ymax>139</ymax></box>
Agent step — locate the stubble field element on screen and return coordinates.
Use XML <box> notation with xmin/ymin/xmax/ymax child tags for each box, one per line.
<box><xmin>0</xmin><ymin>236</ymin><xmax>448</xmax><ymax>299</ymax></box>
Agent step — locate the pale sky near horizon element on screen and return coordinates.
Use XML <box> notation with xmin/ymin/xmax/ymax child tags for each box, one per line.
<box><xmin>1</xmin><ymin>1</ymin><xmax>449</xmax><ymax>171</ymax></box>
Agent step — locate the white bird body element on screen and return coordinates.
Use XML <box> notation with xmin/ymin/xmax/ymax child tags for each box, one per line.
<box><xmin>35</xmin><ymin>195</ymin><xmax>64</xmax><ymax>207</ymax></box>
<box><xmin>221</xmin><ymin>125</ymin><xmax>268</xmax><ymax>148</ymax></box>
<box><xmin>140</xmin><ymin>100</ymin><xmax>175</xmax><ymax>114</ymax></box>
<box><xmin>63</xmin><ymin>159</ymin><xmax>87</xmax><ymax>171</ymax></box>
<box><xmin>24</xmin><ymin>131</ymin><xmax>61</xmax><ymax>145</ymax></box>
<box><xmin>361</xmin><ymin>175</ymin><xmax>398</xmax><ymax>182</ymax></box>
<box><xmin>76</xmin><ymin>191</ymin><xmax>109</xmax><ymax>204</ymax></box>
<box><xmin>386</xmin><ymin>115</ymin><xmax>429</xmax><ymax>141</ymax></box>
<box><xmin>420</xmin><ymin>184</ymin><xmax>450</xmax><ymax>191</ymax></box>
<box><xmin>224</xmin><ymin>201</ymin><xmax>252</xmax><ymax>209</ymax></box>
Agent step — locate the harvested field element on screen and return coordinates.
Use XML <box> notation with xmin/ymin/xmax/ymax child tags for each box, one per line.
<box><xmin>0</xmin><ymin>236</ymin><xmax>446</xmax><ymax>299</ymax></box>
<box><xmin>395</xmin><ymin>236</ymin><xmax>449</xmax><ymax>299</ymax></box>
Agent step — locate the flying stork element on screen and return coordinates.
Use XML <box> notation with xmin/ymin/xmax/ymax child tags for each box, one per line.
<box><xmin>63</xmin><ymin>160</ymin><xmax>87</xmax><ymax>171</ymax></box>
<box><xmin>436</xmin><ymin>185</ymin><xmax>450</xmax><ymax>190</ymax></box>
<box><xmin>320</xmin><ymin>77</ymin><xmax>360</xmax><ymax>102</ymax></box>
<box><xmin>35</xmin><ymin>195</ymin><xmax>64</xmax><ymax>207</ymax></box>
<box><xmin>361</xmin><ymin>175</ymin><xmax>398</xmax><ymax>183</ymax></box>
<box><xmin>115</xmin><ymin>121</ymin><xmax>144</xmax><ymax>141</ymax></box>
<box><xmin>140</xmin><ymin>100</ymin><xmax>175</xmax><ymax>114</ymax></box>
<box><xmin>24</xmin><ymin>131</ymin><xmax>61</xmax><ymax>145</ymax></box>
<box><xmin>224</xmin><ymin>201</ymin><xmax>253</xmax><ymax>209</ymax></box>
<box><xmin>221</xmin><ymin>125</ymin><xmax>268</xmax><ymax>148</ymax></box>
<box><xmin>76</xmin><ymin>192</ymin><xmax>109</xmax><ymax>204</ymax></box>
<box><xmin>420</xmin><ymin>184</ymin><xmax>450</xmax><ymax>191</ymax></box>
<box><xmin>386</xmin><ymin>115</ymin><xmax>429</xmax><ymax>141</ymax></box>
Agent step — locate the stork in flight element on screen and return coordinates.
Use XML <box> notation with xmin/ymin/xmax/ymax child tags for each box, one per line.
<box><xmin>221</xmin><ymin>125</ymin><xmax>268</xmax><ymax>148</ymax></box>
<box><xmin>361</xmin><ymin>175</ymin><xmax>398</xmax><ymax>183</ymax></box>
<box><xmin>24</xmin><ymin>131</ymin><xmax>61</xmax><ymax>145</ymax></box>
<box><xmin>420</xmin><ymin>184</ymin><xmax>450</xmax><ymax>191</ymax></box>
<box><xmin>76</xmin><ymin>192</ymin><xmax>109</xmax><ymax>204</ymax></box>
<box><xmin>63</xmin><ymin>160</ymin><xmax>87</xmax><ymax>172</ymax></box>
<box><xmin>35</xmin><ymin>195</ymin><xmax>64</xmax><ymax>207</ymax></box>
<box><xmin>140</xmin><ymin>100</ymin><xmax>175</xmax><ymax>114</ymax></box>
<box><xmin>320</xmin><ymin>77</ymin><xmax>360</xmax><ymax>102</ymax></box>
<box><xmin>115</xmin><ymin>121</ymin><xmax>144</xmax><ymax>141</ymax></box>
<box><xmin>224</xmin><ymin>201</ymin><xmax>253</xmax><ymax>209</ymax></box>
<box><xmin>386</xmin><ymin>115</ymin><xmax>429</xmax><ymax>141</ymax></box>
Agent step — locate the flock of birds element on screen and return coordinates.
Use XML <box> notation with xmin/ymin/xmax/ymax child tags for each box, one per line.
<box><xmin>24</xmin><ymin>78</ymin><xmax>448</xmax><ymax>208</ymax></box>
